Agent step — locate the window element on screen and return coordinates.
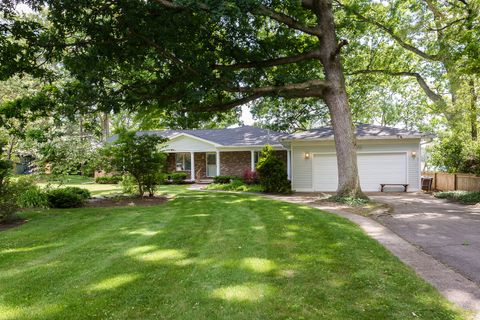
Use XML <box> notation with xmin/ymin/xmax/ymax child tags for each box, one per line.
<box><xmin>253</xmin><ymin>151</ymin><xmax>262</xmax><ymax>168</ymax></box>
<box><xmin>175</xmin><ymin>153</ymin><xmax>191</xmax><ymax>171</ymax></box>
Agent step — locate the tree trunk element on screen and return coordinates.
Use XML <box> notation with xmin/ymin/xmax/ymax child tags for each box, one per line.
<box><xmin>312</xmin><ymin>0</ymin><xmax>365</xmax><ymax>198</ymax></box>
<box><xmin>100</xmin><ymin>112</ymin><xmax>110</xmax><ymax>142</ymax></box>
<box><xmin>470</xmin><ymin>78</ymin><xmax>478</xmax><ymax>140</ymax></box>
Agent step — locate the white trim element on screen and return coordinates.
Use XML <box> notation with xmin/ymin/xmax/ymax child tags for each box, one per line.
<box><xmin>251</xmin><ymin>150</ymin><xmax>255</xmax><ymax>172</ymax></box>
<box><xmin>291</xmin><ymin>144</ymin><xmax>295</xmax><ymax>188</ymax></box>
<box><xmin>190</xmin><ymin>152</ymin><xmax>195</xmax><ymax>181</ymax></box>
<box><xmin>287</xmin><ymin>150</ymin><xmax>291</xmax><ymax>180</ymax></box>
<box><xmin>169</xmin><ymin>133</ymin><xmax>222</xmax><ymax>147</ymax></box>
<box><xmin>216</xmin><ymin>151</ymin><xmax>220</xmax><ymax>176</ymax></box>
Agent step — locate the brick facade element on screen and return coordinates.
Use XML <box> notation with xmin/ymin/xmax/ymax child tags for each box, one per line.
<box><xmin>166</xmin><ymin>150</ymin><xmax>288</xmax><ymax>180</ymax></box>
<box><xmin>219</xmin><ymin>151</ymin><xmax>251</xmax><ymax>177</ymax></box>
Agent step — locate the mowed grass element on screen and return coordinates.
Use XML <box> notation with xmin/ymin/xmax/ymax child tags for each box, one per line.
<box><xmin>0</xmin><ymin>187</ymin><xmax>465</xmax><ymax>319</ymax></box>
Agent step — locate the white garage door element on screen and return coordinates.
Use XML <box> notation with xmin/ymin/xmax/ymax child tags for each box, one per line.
<box><xmin>312</xmin><ymin>153</ymin><xmax>407</xmax><ymax>192</ymax></box>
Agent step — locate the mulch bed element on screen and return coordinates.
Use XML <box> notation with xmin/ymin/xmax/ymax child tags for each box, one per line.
<box><xmin>0</xmin><ymin>219</ymin><xmax>28</xmax><ymax>232</ymax></box>
<box><xmin>86</xmin><ymin>196</ymin><xmax>169</xmax><ymax>208</ymax></box>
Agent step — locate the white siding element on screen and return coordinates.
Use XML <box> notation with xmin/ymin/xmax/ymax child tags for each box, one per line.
<box><xmin>291</xmin><ymin>139</ymin><xmax>421</xmax><ymax>192</ymax></box>
<box><xmin>165</xmin><ymin>135</ymin><xmax>217</xmax><ymax>152</ymax></box>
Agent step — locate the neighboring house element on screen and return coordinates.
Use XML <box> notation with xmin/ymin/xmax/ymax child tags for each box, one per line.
<box><xmin>112</xmin><ymin>124</ymin><xmax>430</xmax><ymax>192</ymax></box>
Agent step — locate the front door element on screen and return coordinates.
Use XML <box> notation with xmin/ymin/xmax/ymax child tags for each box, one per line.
<box><xmin>206</xmin><ymin>153</ymin><xmax>217</xmax><ymax>177</ymax></box>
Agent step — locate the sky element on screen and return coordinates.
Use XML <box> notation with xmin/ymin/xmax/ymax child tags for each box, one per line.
<box><xmin>240</xmin><ymin>105</ymin><xmax>254</xmax><ymax>125</ymax></box>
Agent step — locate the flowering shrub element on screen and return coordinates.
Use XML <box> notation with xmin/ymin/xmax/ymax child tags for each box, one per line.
<box><xmin>242</xmin><ymin>169</ymin><xmax>258</xmax><ymax>185</ymax></box>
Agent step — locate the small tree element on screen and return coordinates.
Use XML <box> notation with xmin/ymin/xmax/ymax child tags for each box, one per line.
<box><xmin>0</xmin><ymin>138</ymin><xmax>19</xmax><ymax>221</ymax></box>
<box><xmin>101</xmin><ymin>130</ymin><xmax>167</xmax><ymax>197</ymax></box>
<box><xmin>256</xmin><ymin>145</ymin><xmax>291</xmax><ymax>194</ymax></box>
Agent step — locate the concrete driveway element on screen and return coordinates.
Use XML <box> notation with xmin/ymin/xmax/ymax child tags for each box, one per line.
<box><xmin>372</xmin><ymin>192</ymin><xmax>480</xmax><ymax>285</ymax></box>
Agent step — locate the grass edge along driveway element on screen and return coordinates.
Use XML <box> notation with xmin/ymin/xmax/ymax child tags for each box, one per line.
<box><xmin>0</xmin><ymin>187</ymin><xmax>467</xmax><ymax>319</ymax></box>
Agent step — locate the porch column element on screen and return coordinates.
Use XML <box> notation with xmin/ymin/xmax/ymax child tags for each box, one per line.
<box><xmin>190</xmin><ymin>152</ymin><xmax>195</xmax><ymax>181</ymax></box>
<box><xmin>216</xmin><ymin>151</ymin><xmax>221</xmax><ymax>176</ymax></box>
<box><xmin>251</xmin><ymin>150</ymin><xmax>255</xmax><ymax>172</ymax></box>
<box><xmin>287</xmin><ymin>150</ymin><xmax>291</xmax><ymax>180</ymax></box>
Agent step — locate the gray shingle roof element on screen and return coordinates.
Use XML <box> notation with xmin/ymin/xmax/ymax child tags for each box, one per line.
<box><xmin>107</xmin><ymin>124</ymin><xmax>430</xmax><ymax>146</ymax></box>
<box><xmin>285</xmin><ymin>124</ymin><xmax>428</xmax><ymax>140</ymax></box>
<box><xmin>110</xmin><ymin>126</ymin><xmax>287</xmax><ymax>146</ymax></box>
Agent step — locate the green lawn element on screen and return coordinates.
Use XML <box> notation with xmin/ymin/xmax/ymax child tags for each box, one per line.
<box><xmin>0</xmin><ymin>186</ymin><xmax>465</xmax><ymax>319</ymax></box>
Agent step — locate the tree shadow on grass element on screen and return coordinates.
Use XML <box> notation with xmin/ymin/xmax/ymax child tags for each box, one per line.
<box><xmin>0</xmin><ymin>191</ymin><xmax>467</xmax><ymax>319</ymax></box>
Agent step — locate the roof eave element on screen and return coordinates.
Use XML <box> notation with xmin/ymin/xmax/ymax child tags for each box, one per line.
<box><xmin>282</xmin><ymin>135</ymin><xmax>426</xmax><ymax>142</ymax></box>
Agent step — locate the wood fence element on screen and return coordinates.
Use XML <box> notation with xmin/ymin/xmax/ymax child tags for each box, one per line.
<box><xmin>422</xmin><ymin>172</ymin><xmax>480</xmax><ymax>191</ymax></box>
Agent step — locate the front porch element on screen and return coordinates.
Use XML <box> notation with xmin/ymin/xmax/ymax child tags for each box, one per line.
<box><xmin>166</xmin><ymin>150</ymin><xmax>290</xmax><ymax>182</ymax></box>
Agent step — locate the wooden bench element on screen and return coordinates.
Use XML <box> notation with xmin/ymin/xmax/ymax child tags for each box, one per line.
<box><xmin>380</xmin><ymin>184</ymin><xmax>409</xmax><ymax>192</ymax></box>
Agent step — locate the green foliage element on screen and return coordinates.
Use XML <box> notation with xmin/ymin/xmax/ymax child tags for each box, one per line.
<box><xmin>17</xmin><ymin>185</ymin><xmax>49</xmax><ymax>209</ymax></box>
<box><xmin>46</xmin><ymin>187</ymin><xmax>91</xmax><ymax>208</ymax></box>
<box><xmin>429</xmin><ymin>132</ymin><xmax>480</xmax><ymax>174</ymax></box>
<box><xmin>213</xmin><ymin>175</ymin><xmax>237</xmax><ymax>184</ymax></box>
<box><xmin>256</xmin><ymin>145</ymin><xmax>291</xmax><ymax>194</ymax></box>
<box><xmin>95</xmin><ymin>176</ymin><xmax>121</xmax><ymax>184</ymax></box>
<box><xmin>143</xmin><ymin>172</ymin><xmax>165</xmax><ymax>198</ymax></box>
<box><xmin>15</xmin><ymin>175</ymin><xmax>49</xmax><ymax>209</ymax></box>
<box><xmin>167</xmin><ymin>172</ymin><xmax>188</xmax><ymax>184</ymax></box>
<box><xmin>251</xmin><ymin>98</ymin><xmax>330</xmax><ymax>133</ymax></box>
<box><xmin>206</xmin><ymin>179</ymin><xmax>264</xmax><ymax>193</ymax></box>
<box><xmin>434</xmin><ymin>191</ymin><xmax>480</xmax><ymax>205</ymax></box>
<box><xmin>0</xmin><ymin>159</ymin><xmax>19</xmax><ymax>222</ymax></box>
<box><xmin>120</xmin><ymin>175</ymin><xmax>138</xmax><ymax>195</ymax></box>
<box><xmin>100</xmin><ymin>130</ymin><xmax>167</xmax><ymax>197</ymax></box>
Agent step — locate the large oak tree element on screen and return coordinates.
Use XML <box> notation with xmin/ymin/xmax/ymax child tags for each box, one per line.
<box><xmin>1</xmin><ymin>0</ymin><xmax>399</xmax><ymax>198</ymax></box>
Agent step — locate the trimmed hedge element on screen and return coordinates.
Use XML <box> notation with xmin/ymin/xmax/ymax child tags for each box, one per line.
<box><xmin>46</xmin><ymin>187</ymin><xmax>91</xmax><ymax>208</ymax></box>
<box><xmin>95</xmin><ymin>176</ymin><xmax>121</xmax><ymax>184</ymax></box>
<box><xmin>213</xmin><ymin>175</ymin><xmax>237</xmax><ymax>184</ymax></box>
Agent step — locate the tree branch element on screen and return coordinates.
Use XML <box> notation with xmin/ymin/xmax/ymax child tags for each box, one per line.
<box><xmin>188</xmin><ymin>93</ymin><xmax>264</xmax><ymax>112</ymax></box>
<box><xmin>331</xmin><ymin>39</ymin><xmax>348</xmax><ymax>59</ymax></box>
<box><xmin>349</xmin><ymin>69</ymin><xmax>446</xmax><ymax>105</ymax></box>
<box><xmin>254</xmin><ymin>5</ymin><xmax>322</xmax><ymax>37</ymax></box>
<box><xmin>229</xmin><ymin>79</ymin><xmax>329</xmax><ymax>98</ymax></box>
<box><xmin>336</xmin><ymin>1</ymin><xmax>440</xmax><ymax>61</ymax></box>
<box><xmin>213</xmin><ymin>49</ymin><xmax>321</xmax><ymax>69</ymax></box>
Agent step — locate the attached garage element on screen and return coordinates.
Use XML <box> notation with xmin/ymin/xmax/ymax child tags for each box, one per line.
<box><xmin>312</xmin><ymin>152</ymin><xmax>408</xmax><ymax>192</ymax></box>
<box><xmin>282</xmin><ymin>124</ymin><xmax>430</xmax><ymax>192</ymax></box>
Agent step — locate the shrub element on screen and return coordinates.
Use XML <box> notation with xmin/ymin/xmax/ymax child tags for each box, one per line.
<box><xmin>164</xmin><ymin>172</ymin><xmax>194</xmax><ymax>184</ymax></box>
<box><xmin>434</xmin><ymin>191</ymin><xmax>480</xmax><ymax>204</ymax></box>
<box><xmin>206</xmin><ymin>179</ymin><xmax>264</xmax><ymax>192</ymax></box>
<box><xmin>95</xmin><ymin>176</ymin><xmax>121</xmax><ymax>184</ymax></box>
<box><xmin>144</xmin><ymin>172</ymin><xmax>166</xmax><ymax>197</ymax></box>
<box><xmin>168</xmin><ymin>172</ymin><xmax>188</xmax><ymax>183</ymax></box>
<box><xmin>0</xmin><ymin>160</ymin><xmax>19</xmax><ymax>222</ymax></box>
<box><xmin>256</xmin><ymin>145</ymin><xmax>291</xmax><ymax>194</ymax></box>
<box><xmin>121</xmin><ymin>175</ymin><xmax>138</xmax><ymax>195</ymax></box>
<box><xmin>17</xmin><ymin>185</ymin><xmax>49</xmax><ymax>209</ymax></box>
<box><xmin>213</xmin><ymin>175</ymin><xmax>237</xmax><ymax>184</ymax></box>
<box><xmin>46</xmin><ymin>187</ymin><xmax>90</xmax><ymax>208</ymax></box>
<box><xmin>242</xmin><ymin>169</ymin><xmax>258</xmax><ymax>185</ymax></box>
